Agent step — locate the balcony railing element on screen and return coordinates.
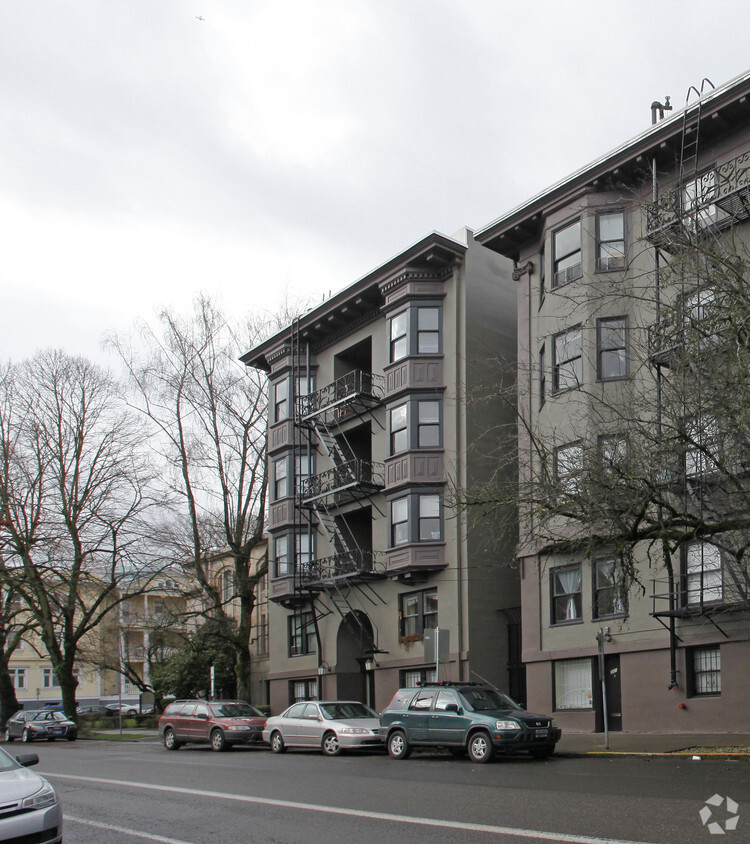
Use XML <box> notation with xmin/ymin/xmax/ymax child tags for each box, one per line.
<box><xmin>298</xmin><ymin>370</ymin><xmax>383</xmax><ymax>419</ymax></box>
<box><xmin>300</xmin><ymin>459</ymin><xmax>384</xmax><ymax>504</ymax></box>
<box><xmin>296</xmin><ymin>550</ymin><xmax>387</xmax><ymax>586</ymax></box>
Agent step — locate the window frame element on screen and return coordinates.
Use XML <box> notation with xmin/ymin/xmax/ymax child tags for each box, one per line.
<box><xmin>274</xmin><ymin>534</ymin><xmax>290</xmax><ymax>578</ymax></box>
<box><xmin>8</xmin><ymin>667</ymin><xmax>27</xmax><ymax>690</ymax></box>
<box><xmin>551</xmin><ymin>563</ymin><xmax>583</xmax><ymax>625</ymax></box>
<box><xmin>553</xmin><ymin>658</ymin><xmax>593</xmax><ymax>710</ymax></box>
<box><xmin>593</xmin><ymin>558</ymin><xmax>627</xmax><ymax>619</ymax></box>
<box><xmin>273</xmin><ymin>379</ymin><xmax>289</xmax><ymax>424</ymax></box>
<box><xmin>539</xmin><ymin>344</ymin><xmax>546</xmax><ymax>409</ymax></box>
<box><xmin>398</xmin><ymin>588</ymin><xmax>438</xmax><ymax>639</ymax></box>
<box><xmin>684</xmin><ymin>541</ymin><xmax>723</xmax><ymax>607</ymax></box>
<box><xmin>288</xmin><ymin>611</ymin><xmax>316</xmax><ymax>657</ymax></box>
<box><xmin>388</xmin><ymin>492</ymin><xmax>444</xmax><ymax>547</ymax></box>
<box><xmin>552</xmin><ymin>219</ymin><xmax>582</xmax><ymax>287</ymax></box>
<box><xmin>554</xmin><ymin>442</ymin><xmax>583</xmax><ymax>498</ymax></box>
<box><xmin>272</xmin><ymin>455</ymin><xmax>289</xmax><ymax>501</ymax></box>
<box><xmin>387</xmin><ymin>304</ymin><xmax>443</xmax><ymax>363</ymax></box>
<box><xmin>389</xmin><ymin>403</ymin><xmax>408</xmax><ymax>454</ymax></box>
<box><xmin>552</xmin><ymin>326</ymin><xmax>582</xmax><ymax>392</ymax></box>
<box><xmin>389</xmin><ymin>310</ymin><xmax>409</xmax><ymax>363</ymax></box>
<box><xmin>289</xmin><ymin>678</ymin><xmax>319</xmax><ymax>705</ymax></box>
<box><xmin>689</xmin><ymin>645</ymin><xmax>721</xmax><ymax>696</ymax></box>
<box><xmin>596</xmin><ymin>316</ymin><xmax>628</xmax><ymax>381</ymax></box>
<box><xmin>595</xmin><ymin>210</ymin><xmax>626</xmax><ymax>272</ymax></box>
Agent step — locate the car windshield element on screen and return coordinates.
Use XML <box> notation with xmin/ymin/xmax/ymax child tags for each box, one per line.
<box><xmin>31</xmin><ymin>711</ymin><xmax>66</xmax><ymax>722</ymax></box>
<box><xmin>459</xmin><ymin>688</ymin><xmax>521</xmax><ymax>712</ymax></box>
<box><xmin>319</xmin><ymin>703</ymin><xmax>378</xmax><ymax>720</ymax></box>
<box><xmin>211</xmin><ymin>702</ymin><xmax>263</xmax><ymax>718</ymax></box>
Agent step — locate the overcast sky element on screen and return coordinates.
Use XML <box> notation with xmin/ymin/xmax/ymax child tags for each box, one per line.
<box><xmin>2</xmin><ymin>0</ymin><xmax>749</xmax><ymax>364</ymax></box>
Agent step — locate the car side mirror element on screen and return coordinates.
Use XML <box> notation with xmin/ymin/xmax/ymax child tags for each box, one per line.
<box><xmin>197</xmin><ymin>713</ymin><xmax>209</xmax><ymax>720</ymax></box>
<box><xmin>15</xmin><ymin>754</ymin><xmax>39</xmax><ymax>768</ymax></box>
<box><xmin>445</xmin><ymin>703</ymin><xmax>460</xmax><ymax>713</ymax></box>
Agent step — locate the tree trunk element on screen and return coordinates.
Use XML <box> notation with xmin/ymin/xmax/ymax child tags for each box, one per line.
<box><xmin>57</xmin><ymin>662</ymin><xmax>79</xmax><ymax>720</ymax></box>
<box><xmin>0</xmin><ymin>669</ymin><xmax>20</xmax><ymax>728</ymax></box>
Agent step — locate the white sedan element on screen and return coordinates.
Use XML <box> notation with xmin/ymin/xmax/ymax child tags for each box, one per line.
<box><xmin>263</xmin><ymin>700</ymin><xmax>383</xmax><ymax>756</ymax></box>
<box><xmin>0</xmin><ymin>747</ymin><xmax>62</xmax><ymax>843</ymax></box>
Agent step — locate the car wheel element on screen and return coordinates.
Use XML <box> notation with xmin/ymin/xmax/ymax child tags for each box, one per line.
<box><xmin>387</xmin><ymin>730</ymin><xmax>411</xmax><ymax>760</ymax></box>
<box><xmin>468</xmin><ymin>731</ymin><xmax>495</xmax><ymax>763</ymax></box>
<box><xmin>270</xmin><ymin>731</ymin><xmax>286</xmax><ymax>754</ymax></box>
<box><xmin>530</xmin><ymin>747</ymin><xmax>554</xmax><ymax>760</ymax></box>
<box><xmin>321</xmin><ymin>731</ymin><xmax>342</xmax><ymax>756</ymax></box>
<box><xmin>210</xmin><ymin>729</ymin><xmax>228</xmax><ymax>752</ymax></box>
<box><xmin>66</xmin><ymin>735</ymin><xmax>76</xmax><ymax>742</ymax></box>
<box><xmin>5</xmin><ymin>728</ymin><xmax>13</xmax><ymax>743</ymax></box>
<box><xmin>47</xmin><ymin>737</ymin><xmax>55</xmax><ymax>742</ymax></box>
<box><xmin>127</xmin><ymin>709</ymin><xmax>137</xmax><ymax>717</ymax></box>
<box><xmin>163</xmin><ymin>728</ymin><xmax>181</xmax><ymax>751</ymax></box>
<box><xmin>22</xmin><ymin>728</ymin><xmax>33</xmax><ymax>743</ymax></box>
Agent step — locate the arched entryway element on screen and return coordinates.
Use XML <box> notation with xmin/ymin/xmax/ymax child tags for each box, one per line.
<box><xmin>335</xmin><ymin>611</ymin><xmax>374</xmax><ymax>704</ymax></box>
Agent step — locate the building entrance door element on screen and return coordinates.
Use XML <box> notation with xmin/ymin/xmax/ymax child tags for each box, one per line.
<box><xmin>335</xmin><ymin>611</ymin><xmax>373</xmax><ymax>703</ymax></box>
<box><xmin>595</xmin><ymin>654</ymin><xmax>622</xmax><ymax>733</ymax></box>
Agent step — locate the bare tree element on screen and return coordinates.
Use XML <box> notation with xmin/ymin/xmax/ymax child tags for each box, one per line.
<box><xmin>110</xmin><ymin>297</ymin><xmax>270</xmax><ymax>702</ymax></box>
<box><xmin>0</xmin><ymin>351</ymin><xmax>163</xmax><ymax>717</ymax></box>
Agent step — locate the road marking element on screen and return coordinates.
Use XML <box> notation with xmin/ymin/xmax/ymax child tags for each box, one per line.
<box><xmin>65</xmin><ymin>814</ymin><xmax>198</xmax><ymax>844</ymax></box>
<box><xmin>51</xmin><ymin>773</ymin><xmax>656</xmax><ymax>844</ymax></box>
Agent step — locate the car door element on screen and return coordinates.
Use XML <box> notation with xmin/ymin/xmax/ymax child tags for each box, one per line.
<box><xmin>175</xmin><ymin>703</ymin><xmax>196</xmax><ymax>741</ymax></box>
<box><xmin>298</xmin><ymin>703</ymin><xmax>323</xmax><ymax>746</ymax></box>
<box><xmin>428</xmin><ymin>689</ymin><xmax>470</xmax><ymax>745</ymax></box>
<box><xmin>279</xmin><ymin>703</ymin><xmax>307</xmax><ymax>745</ymax></box>
<box><xmin>192</xmin><ymin>703</ymin><xmax>212</xmax><ymax>742</ymax></box>
<box><xmin>406</xmin><ymin>689</ymin><xmax>437</xmax><ymax>742</ymax></box>
<box><xmin>8</xmin><ymin>712</ymin><xmax>27</xmax><ymax>739</ymax></box>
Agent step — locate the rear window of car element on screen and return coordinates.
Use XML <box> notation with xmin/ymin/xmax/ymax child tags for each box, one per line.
<box><xmin>163</xmin><ymin>703</ymin><xmax>184</xmax><ymax>716</ymax></box>
<box><xmin>383</xmin><ymin>689</ymin><xmax>415</xmax><ymax>711</ymax></box>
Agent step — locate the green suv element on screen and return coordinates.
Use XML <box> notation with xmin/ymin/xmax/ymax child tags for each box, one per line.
<box><xmin>379</xmin><ymin>682</ymin><xmax>561</xmax><ymax>763</ymax></box>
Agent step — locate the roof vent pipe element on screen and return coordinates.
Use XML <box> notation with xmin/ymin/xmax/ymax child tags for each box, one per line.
<box><xmin>651</xmin><ymin>96</ymin><xmax>673</xmax><ymax>125</ymax></box>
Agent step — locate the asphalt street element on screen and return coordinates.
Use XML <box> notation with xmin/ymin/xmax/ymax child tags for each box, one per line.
<box><xmin>16</xmin><ymin>739</ymin><xmax>750</xmax><ymax>844</ymax></box>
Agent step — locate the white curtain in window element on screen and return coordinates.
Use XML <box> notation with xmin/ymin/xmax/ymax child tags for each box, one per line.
<box><xmin>555</xmin><ymin>567</ymin><xmax>581</xmax><ymax>619</ymax></box>
<box><xmin>555</xmin><ymin>659</ymin><xmax>593</xmax><ymax>710</ymax></box>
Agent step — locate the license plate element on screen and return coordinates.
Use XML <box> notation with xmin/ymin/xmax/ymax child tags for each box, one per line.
<box><xmin>535</xmin><ymin>729</ymin><xmax>548</xmax><ymax>738</ymax></box>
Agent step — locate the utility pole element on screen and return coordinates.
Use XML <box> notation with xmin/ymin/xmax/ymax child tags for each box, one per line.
<box><xmin>596</xmin><ymin>627</ymin><xmax>612</xmax><ymax>749</ymax></box>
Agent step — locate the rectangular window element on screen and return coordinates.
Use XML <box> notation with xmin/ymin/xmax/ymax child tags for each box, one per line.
<box><xmin>597</xmin><ymin>316</ymin><xmax>628</xmax><ymax>380</ymax></box>
<box><xmin>685</xmin><ymin>415</ymin><xmax>719</xmax><ymax>478</ymax></box>
<box><xmin>273</xmin><ymin>380</ymin><xmax>289</xmax><ymax>423</ymax></box>
<box><xmin>686</xmin><ymin>542</ymin><xmax>723</xmax><ymax>605</ymax></box>
<box><xmin>8</xmin><ymin>667</ymin><xmax>27</xmax><ymax>690</ymax></box>
<box><xmin>416</xmin><ymin>308</ymin><xmax>440</xmax><ymax>354</ymax></box>
<box><xmin>553</xmin><ymin>220</ymin><xmax>582</xmax><ymax>286</ymax></box>
<box><xmin>43</xmin><ymin>667</ymin><xmax>57</xmax><ymax>688</ymax></box>
<box><xmin>289</xmin><ymin>611</ymin><xmax>316</xmax><ymax>656</ymax></box>
<box><xmin>390</xmin><ymin>404</ymin><xmax>408</xmax><ymax>454</ymax></box>
<box><xmin>418</xmin><ymin>494</ymin><xmax>441</xmax><ymax>541</ymax></box>
<box><xmin>596</xmin><ymin>211</ymin><xmax>626</xmax><ymax>271</ymax></box>
<box><xmin>417</xmin><ymin>401</ymin><xmax>440</xmax><ymax>447</ymax></box>
<box><xmin>273</xmin><ymin>457</ymin><xmax>288</xmax><ymax>500</ymax></box>
<box><xmin>690</xmin><ymin>646</ymin><xmax>721</xmax><ymax>696</ymax></box>
<box><xmin>599</xmin><ymin>434</ymin><xmax>628</xmax><ymax>477</ymax></box>
<box><xmin>539</xmin><ymin>345</ymin><xmax>546</xmax><ymax>409</ymax></box>
<box><xmin>681</xmin><ymin>170</ymin><xmax>727</xmax><ymax>229</ymax></box>
<box><xmin>296</xmin><ymin>532</ymin><xmax>314</xmax><ymax>574</ymax></box>
<box><xmin>274</xmin><ymin>535</ymin><xmax>290</xmax><ymax>577</ymax></box>
<box><xmin>553</xmin><ymin>327</ymin><xmax>582</xmax><ymax>391</ymax></box>
<box><xmin>390</xmin><ymin>498</ymin><xmax>409</xmax><ymax>546</ymax></box>
<box><xmin>554</xmin><ymin>443</ymin><xmax>583</xmax><ymax>497</ymax></box>
<box><xmin>594</xmin><ymin>559</ymin><xmax>627</xmax><ymax>618</ymax></box>
<box><xmin>295</xmin><ymin>454</ymin><xmax>313</xmax><ymax>495</ymax></box>
<box><xmin>400</xmin><ymin>667</ymin><xmax>437</xmax><ymax>686</ymax></box>
<box><xmin>290</xmin><ymin>678</ymin><xmax>318</xmax><ymax>704</ymax></box>
<box><xmin>554</xmin><ymin>658</ymin><xmax>593</xmax><ymax>710</ymax></box>
<box><xmin>399</xmin><ymin>589</ymin><xmax>438</xmax><ymax>638</ymax></box>
<box><xmin>390</xmin><ymin>312</ymin><xmax>409</xmax><ymax>362</ymax></box>
<box><xmin>539</xmin><ymin>245</ymin><xmax>546</xmax><ymax>305</ymax></box>
<box><xmin>551</xmin><ymin>564</ymin><xmax>582</xmax><ymax>623</ymax></box>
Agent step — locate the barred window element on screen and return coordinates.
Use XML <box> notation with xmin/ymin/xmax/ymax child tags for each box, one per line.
<box><xmin>554</xmin><ymin>658</ymin><xmax>593</xmax><ymax>710</ymax></box>
<box><xmin>691</xmin><ymin>646</ymin><xmax>721</xmax><ymax>696</ymax></box>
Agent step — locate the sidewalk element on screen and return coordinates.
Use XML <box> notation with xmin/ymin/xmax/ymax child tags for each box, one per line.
<box><xmin>557</xmin><ymin>731</ymin><xmax>750</xmax><ymax>756</ymax></box>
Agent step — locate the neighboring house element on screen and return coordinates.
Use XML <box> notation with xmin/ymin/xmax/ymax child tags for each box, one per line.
<box><xmin>475</xmin><ymin>71</ymin><xmax>750</xmax><ymax>733</ymax></box>
<box><xmin>242</xmin><ymin>229</ymin><xmax>520</xmax><ymax>714</ymax></box>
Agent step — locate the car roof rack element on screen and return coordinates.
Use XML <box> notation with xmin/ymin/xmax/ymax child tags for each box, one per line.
<box><xmin>415</xmin><ymin>681</ymin><xmax>485</xmax><ymax>688</ymax></box>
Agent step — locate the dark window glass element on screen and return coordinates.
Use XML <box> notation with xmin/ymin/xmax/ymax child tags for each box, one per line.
<box><xmin>596</xmin><ymin>211</ymin><xmax>626</xmax><ymax>271</ymax></box>
<box><xmin>390</xmin><ymin>404</ymin><xmax>408</xmax><ymax>454</ymax></box>
<box><xmin>553</xmin><ymin>328</ymin><xmax>582</xmax><ymax>391</ymax></box>
<box><xmin>390</xmin><ymin>312</ymin><xmax>408</xmax><ymax>362</ymax></box>
<box><xmin>417</xmin><ymin>308</ymin><xmax>440</xmax><ymax>354</ymax></box>
<box><xmin>597</xmin><ymin>316</ymin><xmax>628</xmax><ymax>380</ymax></box>
<box><xmin>417</xmin><ymin>401</ymin><xmax>440</xmax><ymax>447</ymax></box>
<box><xmin>391</xmin><ymin>498</ymin><xmax>409</xmax><ymax>546</ymax></box>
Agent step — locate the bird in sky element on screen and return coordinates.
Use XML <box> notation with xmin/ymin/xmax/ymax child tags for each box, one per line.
<box><xmin>196</xmin><ymin>15</ymin><xmax>205</xmax><ymax>22</ymax></box>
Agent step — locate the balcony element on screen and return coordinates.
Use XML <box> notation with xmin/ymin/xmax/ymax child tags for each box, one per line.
<box><xmin>296</xmin><ymin>550</ymin><xmax>387</xmax><ymax>589</ymax></box>
<box><xmin>300</xmin><ymin>459</ymin><xmax>384</xmax><ymax>506</ymax></box>
<box><xmin>646</xmin><ymin>149</ymin><xmax>750</xmax><ymax>249</ymax></box>
<box><xmin>298</xmin><ymin>370</ymin><xmax>383</xmax><ymax>420</ymax></box>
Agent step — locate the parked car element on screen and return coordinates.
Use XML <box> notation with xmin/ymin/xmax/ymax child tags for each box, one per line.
<box><xmin>4</xmin><ymin>710</ymin><xmax>78</xmax><ymax>743</ymax></box>
<box><xmin>0</xmin><ymin>746</ymin><xmax>62</xmax><ymax>843</ymax></box>
<box><xmin>77</xmin><ymin>704</ymin><xmax>110</xmax><ymax>715</ymax></box>
<box><xmin>379</xmin><ymin>682</ymin><xmax>561</xmax><ymax>763</ymax></box>
<box><xmin>263</xmin><ymin>701</ymin><xmax>383</xmax><ymax>756</ymax></box>
<box><xmin>159</xmin><ymin>700</ymin><xmax>266</xmax><ymax>751</ymax></box>
<box><xmin>105</xmin><ymin>702</ymin><xmax>141</xmax><ymax>717</ymax></box>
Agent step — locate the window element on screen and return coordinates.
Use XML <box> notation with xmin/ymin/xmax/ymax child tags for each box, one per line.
<box><xmin>409</xmin><ymin>689</ymin><xmax>437</xmax><ymax>710</ymax></box>
<box><xmin>273</xmin><ymin>457</ymin><xmax>289</xmax><ymax>500</ymax></box>
<box><xmin>418</xmin><ymin>495</ymin><xmax>441</xmax><ymax>540</ymax></box>
<box><xmin>417</xmin><ymin>401</ymin><xmax>440</xmax><ymax>447</ymax></box>
<box><xmin>400</xmin><ymin>667</ymin><xmax>437</xmax><ymax>686</ymax></box>
<box><xmin>553</xmin><ymin>220</ymin><xmax>582</xmax><ymax>286</ymax></box>
<box><xmin>390</xmin><ymin>404</ymin><xmax>408</xmax><ymax>454</ymax></box>
<box><xmin>295</xmin><ymin>454</ymin><xmax>313</xmax><ymax>495</ymax></box>
<box><xmin>220</xmin><ymin>568</ymin><xmax>234</xmax><ymax>603</ymax></box>
<box><xmin>390</xmin><ymin>498</ymin><xmax>409</xmax><ymax>546</ymax></box>
<box><xmin>594</xmin><ymin>559</ymin><xmax>626</xmax><ymax>617</ymax></box>
<box><xmin>274</xmin><ymin>535</ymin><xmax>290</xmax><ymax>577</ymax></box>
<box><xmin>289</xmin><ymin>611</ymin><xmax>316</xmax><ymax>656</ymax></box>
<box><xmin>273</xmin><ymin>379</ymin><xmax>289</xmax><ymax>423</ymax></box>
<box><xmin>690</xmin><ymin>646</ymin><xmax>721</xmax><ymax>696</ymax></box>
<box><xmin>686</xmin><ymin>542</ymin><xmax>723</xmax><ymax>605</ymax></box>
<box><xmin>399</xmin><ymin>589</ymin><xmax>438</xmax><ymax>638</ymax></box>
<box><xmin>296</xmin><ymin>532</ymin><xmax>314</xmax><ymax>574</ymax></box>
<box><xmin>551</xmin><ymin>564</ymin><xmax>582</xmax><ymax>623</ymax></box>
<box><xmin>684</xmin><ymin>415</ymin><xmax>719</xmax><ymax>478</ymax></box>
<box><xmin>599</xmin><ymin>434</ymin><xmax>628</xmax><ymax>477</ymax></box>
<box><xmin>416</xmin><ymin>308</ymin><xmax>440</xmax><ymax>354</ymax></box>
<box><xmin>42</xmin><ymin>667</ymin><xmax>57</xmax><ymax>688</ymax></box>
<box><xmin>9</xmin><ymin>667</ymin><xmax>27</xmax><ymax>690</ymax></box>
<box><xmin>389</xmin><ymin>311</ymin><xmax>409</xmax><ymax>362</ymax></box>
<box><xmin>554</xmin><ymin>658</ymin><xmax>593</xmax><ymax>710</ymax></box>
<box><xmin>553</xmin><ymin>327</ymin><xmax>582</xmax><ymax>391</ymax></box>
<box><xmin>596</xmin><ymin>211</ymin><xmax>626</xmax><ymax>271</ymax></box>
<box><xmin>554</xmin><ymin>442</ymin><xmax>583</xmax><ymax>497</ymax></box>
<box><xmin>539</xmin><ymin>345</ymin><xmax>546</xmax><ymax>409</ymax></box>
<box><xmin>597</xmin><ymin>316</ymin><xmax>628</xmax><ymax>381</ymax></box>
<box><xmin>681</xmin><ymin>170</ymin><xmax>727</xmax><ymax>229</ymax></box>
<box><xmin>539</xmin><ymin>244</ymin><xmax>546</xmax><ymax>305</ymax></box>
<box><xmin>290</xmin><ymin>678</ymin><xmax>318</xmax><ymax>704</ymax></box>
<box><xmin>296</xmin><ymin>373</ymin><xmax>315</xmax><ymax>397</ymax></box>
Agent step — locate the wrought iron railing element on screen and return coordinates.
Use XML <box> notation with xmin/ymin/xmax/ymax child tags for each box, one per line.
<box><xmin>300</xmin><ymin>459</ymin><xmax>384</xmax><ymax>502</ymax></box>
<box><xmin>296</xmin><ymin>550</ymin><xmax>387</xmax><ymax>584</ymax></box>
<box><xmin>298</xmin><ymin>370</ymin><xmax>383</xmax><ymax>418</ymax></box>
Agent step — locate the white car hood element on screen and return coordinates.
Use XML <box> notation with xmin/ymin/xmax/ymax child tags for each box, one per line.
<box><xmin>0</xmin><ymin>768</ymin><xmax>48</xmax><ymax>803</ymax></box>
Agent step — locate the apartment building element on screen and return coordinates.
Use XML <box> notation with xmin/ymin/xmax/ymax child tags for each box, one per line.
<box><xmin>475</xmin><ymin>71</ymin><xmax>750</xmax><ymax>733</ymax></box>
<box><xmin>242</xmin><ymin>230</ymin><xmax>519</xmax><ymax>714</ymax></box>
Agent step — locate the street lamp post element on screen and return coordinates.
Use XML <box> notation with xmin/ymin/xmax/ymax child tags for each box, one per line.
<box><xmin>596</xmin><ymin>627</ymin><xmax>612</xmax><ymax>749</ymax></box>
